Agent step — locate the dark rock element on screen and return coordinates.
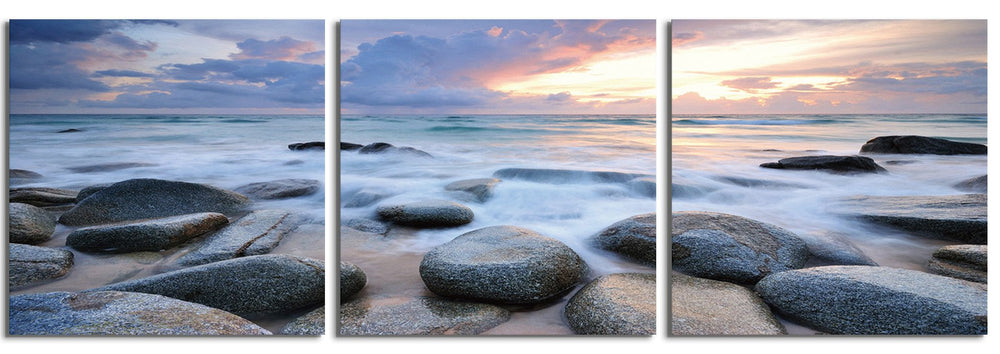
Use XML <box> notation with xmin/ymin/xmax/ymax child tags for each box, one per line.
<box><xmin>928</xmin><ymin>244</ymin><xmax>986</xmax><ymax>283</ymax></box>
<box><xmin>376</xmin><ymin>200</ymin><xmax>474</xmax><ymax>228</ymax></box>
<box><xmin>66</xmin><ymin>212</ymin><xmax>229</xmax><ymax>253</ymax></box>
<box><xmin>755</xmin><ymin>265</ymin><xmax>987</xmax><ymax>335</ymax></box>
<box><xmin>234</xmin><ymin>179</ymin><xmax>320</xmax><ymax>200</ymax></box>
<box><xmin>340</xmin><ymin>261</ymin><xmax>367</xmax><ymax>301</ymax></box>
<box><xmin>419</xmin><ymin>225</ymin><xmax>587</xmax><ymax>304</ymax></box>
<box><xmin>58</xmin><ymin>178</ymin><xmax>251</xmax><ymax>226</ymax></box>
<box><xmin>9</xmin><ymin>291</ymin><xmax>270</xmax><ymax>335</ymax></box>
<box><xmin>9</xmin><ymin>187</ymin><xmax>79</xmax><ymax>207</ymax></box>
<box><xmin>288</xmin><ymin>141</ymin><xmax>325</xmax><ymax>150</ymax></box>
<box><xmin>10</xmin><ymin>169</ymin><xmax>43</xmax><ymax>180</ymax></box>
<box><xmin>801</xmin><ymin>232</ymin><xmax>878</xmax><ymax>266</ymax></box>
<box><xmin>279</xmin><ymin>307</ymin><xmax>324</xmax><ymax>335</ymax></box>
<box><xmin>670</xmin><ymin>272</ymin><xmax>785</xmax><ymax>335</ymax></box>
<box><xmin>493</xmin><ymin>168</ymin><xmax>649</xmax><ymax>184</ymax></box>
<box><xmin>339</xmin><ymin>295</ymin><xmax>510</xmax><ymax>335</ymax></box>
<box><xmin>759</xmin><ymin>155</ymin><xmax>886</xmax><ymax>173</ymax></box>
<box><xmin>343</xmin><ymin>217</ymin><xmax>389</xmax><ymax>234</ymax></box>
<box><xmin>75</xmin><ymin>183</ymin><xmax>114</xmax><ymax>202</ymax></box>
<box><xmin>340</xmin><ymin>142</ymin><xmax>363</xmax><ymax>151</ymax></box>
<box><xmin>564</xmin><ymin>273</ymin><xmax>655</xmax><ymax>335</ymax></box>
<box><xmin>671</xmin><ymin>211</ymin><xmax>809</xmax><ymax>284</ymax></box>
<box><xmin>671</xmin><ymin>183</ymin><xmax>713</xmax><ymax>199</ymax></box>
<box><xmin>9</xmin><ymin>243</ymin><xmax>74</xmax><ymax>288</ymax></box>
<box><xmin>860</xmin><ymin>135</ymin><xmax>987</xmax><ymax>155</ymax></box>
<box><xmin>343</xmin><ymin>189</ymin><xmax>390</xmax><ymax>208</ymax></box>
<box><xmin>67</xmin><ymin>162</ymin><xmax>156</xmax><ymax>173</ymax></box>
<box><xmin>712</xmin><ymin>176</ymin><xmax>809</xmax><ymax>189</ymax></box>
<box><xmin>174</xmin><ymin>209</ymin><xmax>301</xmax><ymax>267</ymax></box>
<box><xmin>359</xmin><ymin>142</ymin><xmax>394</xmax><ymax>153</ymax></box>
<box><xmin>592</xmin><ymin>213</ymin><xmax>656</xmax><ymax>266</ymax></box>
<box><xmin>954</xmin><ymin>175</ymin><xmax>987</xmax><ymax>193</ymax></box>
<box><xmin>834</xmin><ymin>194</ymin><xmax>987</xmax><ymax>244</ymax></box>
<box><xmin>57</xmin><ymin>128</ymin><xmax>83</xmax><ymax>133</ymax></box>
<box><xmin>444</xmin><ymin>178</ymin><xmax>501</xmax><ymax>202</ymax></box>
<box><xmin>94</xmin><ymin>254</ymin><xmax>324</xmax><ymax>317</ymax></box>
<box><xmin>627</xmin><ymin>177</ymin><xmax>656</xmax><ymax>198</ymax></box>
<box><xmin>358</xmin><ymin>142</ymin><xmax>432</xmax><ymax>157</ymax></box>
<box><xmin>9</xmin><ymin>202</ymin><xmax>56</xmax><ymax>244</ymax></box>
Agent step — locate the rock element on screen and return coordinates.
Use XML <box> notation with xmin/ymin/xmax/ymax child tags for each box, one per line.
<box><xmin>339</xmin><ymin>295</ymin><xmax>510</xmax><ymax>335</ymax></box>
<box><xmin>860</xmin><ymin>135</ymin><xmax>987</xmax><ymax>155</ymax></box>
<box><xmin>288</xmin><ymin>141</ymin><xmax>324</xmax><ymax>150</ymax></box>
<box><xmin>340</xmin><ymin>142</ymin><xmax>363</xmax><ymax>151</ymax></box>
<box><xmin>343</xmin><ymin>217</ymin><xmax>389</xmax><ymax>234</ymax></box>
<box><xmin>954</xmin><ymin>175</ymin><xmax>987</xmax><ymax>193</ymax></box>
<box><xmin>671</xmin><ymin>183</ymin><xmax>713</xmax><ymax>199</ymax></box>
<box><xmin>592</xmin><ymin>213</ymin><xmax>656</xmax><ymax>266</ymax></box>
<box><xmin>10</xmin><ymin>169</ymin><xmax>43</xmax><ymax>181</ymax></box>
<box><xmin>670</xmin><ymin>272</ymin><xmax>785</xmax><ymax>335</ymax></box>
<box><xmin>57</xmin><ymin>128</ymin><xmax>83</xmax><ymax>133</ymax></box>
<box><xmin>343</xmin><ymin>189</ymin><xmax>390</xmax><ymax>208</ymax></box>
<box><xmin>279</xmin><ymin>307</ymin><xmax>324</xmax><ymax>335</ymax></box>
<box><xmin>755</xmin><ymin>265</ymin><xmax>988</xmax><ymax>335</ymax></box>
<box><xmin>712</xmin><ymin>176</ymin><xmax>809</xmax><ymax>189</ymax></box>
<box><xmin>9</xmin><ymin>291</ymin><xmax>270</xmax><ymax>335</ymax></box>
<box><xmin>9</xmin><ymin>187</ymin><xmax>79</xmax><ymax>207</ymax></box>
<box><xmin>234</xmin><ymin>179</ymin><xmax>320</xmax><ymax>200</ymax></box>
<box><xmin>340</xmin><ymin>261</ymin><xmax>367</xmax><ymax>301</ymax></box>
<box><xmin>419</xmin><ymin>225</ymin><xmax>587</xmax><ymax>304</ymax></box>
<box><xmin>65</xmin><ymin>212</ymin><xmax>229</xmax><ymax>253</ymax></box>
<box><xmin>66</xmin><ymin>162</ymin><xmax>157</xmax><ymax>173</ymax></box>
<box><xmin>174</xmin><ymin>209</ymin><xmax>301</xmax><ymax>267</ymax></box>
<box><xmin>927</xmin><ymin>244</ymin><xmax>986</xmax><ymax>283</ymax></box>
<box><xmin>564</xmin><ymin>273</ymin><xmax>655</xmax><ymax>335</ymax></box>
<box><xmin>492</xmin><ymin>168</ymin><xmax>649</xmax><ymax>184</ymax></box>
<box><xmin>9</xmin><ymin>202</ymin><xmax>56</xmax><ymax>244</ymax></box>
<box><xmin>376</xmin><ymin>200</ymin><xmax>474</xmax><ymax>228</ymax></box>
<box><xmin>444</xmin><ymin>178</ymin><xmax>501</xmax><ymax>202</ymax></box>
<box><xmin>801</xmin><ymin>232</ymin><xmax>878</xmax><ymax>266</ymax></box>
<box><xmin>759</xmin><ymin>155</ymin><xmax>886</xmax><ymax>173</ymax></box>
<box><xmin>76</xmin><ymin>183</ymin><xmax>113</xmax><ymax>202</ymax></box>
<box><xmin>9</xmin><ymin>243</ymin><xmax>74</xmax><ymax>288</ymax></box>
<box><xmin>58</xmin><ymin>178</ymin><xmax>250</xmax><ymax>226</ymax></box>
<box><xmin>671</xmin><ymin>211</ymin><xmax>809</xmax><ymax>284</ymax></box>
<box><xmin>358</xmin><ymin>142</ymin><xmax>432</xmax><ymax>157</ymax></box>
<box><xmin>627</xmin><ymin>177</ymin><xmax>656</xmax><ymax>198</ymax></box>
<box><xmin>834</xmin><ymin>194</ymin><xmax>987</xmax><ymax>244</ymax></box>
<box><xmin>94</xmin><ymin>254</ymin><xmax>324</xmax><ymax>317</ymax></box>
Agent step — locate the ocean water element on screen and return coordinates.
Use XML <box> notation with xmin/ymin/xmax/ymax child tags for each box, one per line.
<box><xmin>672</xmin><ymin>113</ymin><xmax>987</xmax><ymax>272</ymax></box>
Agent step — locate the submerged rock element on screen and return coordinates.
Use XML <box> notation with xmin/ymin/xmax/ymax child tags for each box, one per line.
<box><xmin>234</xmin><ymin>179</ymin><xmax>320</xmax><ymax>200</ymax></box>
<box><xmin>627</xmin><ymin>177</ymin><xmax>656</xmax><ymax>198</ymax></box>
<box><xmin>288</xmin><ymin>141</ymin><xmax>324</xmax><ymax>150</ymax></box>
<box><xmin>358</xmin><ymin>142</ymin><xmax>432</xmax><ymax>157</ymax></box>
<box><xmin>860</xmin><ymin>135</ymin><xmax>987</xmax><ymax>155</ymax></box>
<box><xmin>834</xmin><ymin>194</ymin><xmax>987</xmax><ymax>244</ymax></box>
<box><xmin>492</xmin><ymin>168</ymin><xmax>649</xmax><ymax>184</ymax></box>
<box><xmin>755</xmin><ymin>265</ymin><xmax>987</xmax><ymax>335</ymax></box>
<box><xmin>760</xmin><ymin>155</ymin><xmax>886</xmax><ymax>173</ymax></box>
<box><xmin>66</xmin><ymin>212</ymin><xmax>229</xmax><ymax>253</ymax></box>
<box><xmin>67</xmin><ymin>162</ymin><xmax>156</xmax><ymax>173</ymax></box>
<box><xmin>564</xmin><ymin>273</ymin><xmax>656</xmax><ymax>335</ymax></box>
<box><xmin>712</xmin><ymin>175</ymin><xmax>810</xmax><ymax>189</ymax></box>
<box><xmin>670</xmin><ymin>272</ymin><xmax>785</xmax><ymax>336</ymax></box>
<box><xmin>954</xmin><ymin>175</ymin><xmax>987</xmax><ymax>193</ymax></box>
<box><xmin>927</xmin><ymin>244</ymin><xmax>987</xmax><ymax>283</ymax></box>
<box><xmin>340</xmin><ymin>142</ymin><xmax>363</xmax><ymax>151</ymax></box>
<box><xmin>444</xmin><ymin>178</ymin><xmax>501</xmax><ymax>202</ymax></box>
<box><xmin>592</xmin><ymin>213</ymin><xmax>656</xmax><ymax>266</ymax></box>
<box><xmin>376</xmin><ymin>200</ymin><xmax>474</xmax><ymax>228</ymax></box>
<box><xmin>174</xmin><ymin>209</ymin><xmax>302</xmax><ymax>267</ymax></box>
<box><xmin>279</xmin><ymin>307</ymin><xmax>324</xmax><ymax>335</ymax></box>
<box><xmin>10</xmin><ymin>169</ymin><xmax>43</xmax><ymax>180</ymax></box>
<box><xmin>9</xmin><ymin>187</ymin><xmax>79</xmax><ymax>207</ymax></box>
<box><xmin>339</xmin><ymin>295</ymin><xmax>510</xmax><ymax>335</ymax></box>
<box><xmin>419</xmin><ymin>225</ymin><xmax>587</xmax><ymax>304</ymax></box>
<box><xmin>343</xmin><ymin>217</ymin><xmax>389</xmax><ymax>234</ymax></box>
<box><xmin>9</xmin><ymin>202</ymin><xmax>56</xmax><ymax>245</ymax></box>
<box><xmin>801</xmin><ymin>232</ymin><xmax>878</xmax><ymax>266</ymax></box>
<box><xmin>9</xmin><ymin>243</ymin><xmax>74</xmax><ymax>288</ymax></box>
<box><xmin>343</xmin><ymin>189</ymin><xmax>391</xmax><ymax>208</ymax></box>
<box><xmin>340</xmin><ymin>261</ymin><xmax>367</xmax><ymax>301</ymax></box>
<box><xmin>9</xmin><ymin>291</ymin><xmax>270</xmax><ymax>335</ymax></box>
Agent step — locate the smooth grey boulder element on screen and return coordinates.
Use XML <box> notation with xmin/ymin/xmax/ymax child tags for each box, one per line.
<box><xmin>288</xmin><ymin>141</ymin><xmax>324</xmax><ymax>150</ymax></box>
<box><xmin>760</xmin><ymin>155</ymin><xmax>886</xmax><ymax>173</ymax></box>
<box><xmin>954</xmin><ymin>175</ymin><xmax>987</xmax><ymax>193</ymax></box>
<box><xmin>671</xmin><ymin>211</ymin><xmax>809</xmax><ymax>284</ymax></box>
<box><xmin>343</xmin><ymin>217</ymin><xmax>389</xmax><ymax>234</ymax></box>
<box><xmin>66</xmin><ymin>212</ymin><xmax>229</xmax><ymax>253</ymax></box>
<box><xmin>376</xmin><ymin>200</ymin><xmax>474</xmax><ymax>228</ymax></box>
<box><xmin>340</xmin><ymin>261</ymin><xmax>367</xmax><ymax>301</ymax></box>
<box><xmin>9</xmin><ymin>202</ymin><xmax>56</xmax><ymax>245</ymax></box>
<box><xmin>279</xmin><ymin>307</ymin><xmax>324</xmax><ymax>335</ymax></box>
<box><xmin>755</xmin><ymin>265</ymin><xmax>987</xmax><ymax>335</ymax></box>
<box><xmin>834</xmin><ymin>194</ymin><xmax>987</xmax><ymax>244</ymax></box>
<box><xmin>343</xmin><ymin>189</ymin><xmax>390</xmax><ymax>208</ymax></box>
<box><xmin>420</xmin><ymin>225</ymin><xmax>587</xmax><ymax>304</ymax></box>
<box><xmin>444</xmin><ymin>178</ymin><xmax>501</xmax><ymax>202</ymax></box>
<box><xmin>928</xmin><ymin>244</ymin><xmax>986</xmax><ymax>283</ymax></box>
<box><xmin>9</xmin><ymin>187</ymin><xmax>78</xmax><ymax>207</ymax></box>
<box><xmin>801</xmin><ymin>232</ymin><xmax>878</xmax><ymax>266</ymax></box>
<box><xmin>9</xmin><ymin>291</ymin><xmax>270</xmax><ymax>335</ymax></box>
<box><xmin>564</xmin><ymin>273</ymin><xmax>655</xmax><ymax>335</ymax></box>
<box><xmin>9</xmin><ymin>243</ymin><xmax>74</xmax><ymax>288</ymax></box>
<box><xmin>358</xmin><ymin>142</ymin><xmax>432</xmax><ymax>157</ymax></box>
<box><xmin>10</xmin><ymin>169</ymin><xmax>43</xmax><ymax>180</ymax></box>
<box><xmin>94</xmin><ymin>254</ymin><xmax>324</xmax><ymax>317</ymax></box>
<box><xmin>76</xmin><ymin>183</ymin><xmax>113</xmax><ymax>202</ymax></box>
<box><xmin>339</xmin><ymin>295</ymin><xmax>510</xmax><ymax>335</ymax></box>
<box><xmin>67</xmin><ymin>162</ymin><xmax>156</xmax><ymax>173</ymax></box>
<box><xmin>592</xmin><ymin>213</ymin><xmax>656</xmax><ymax>266</ymax></box>
<box><xmin>58</xmin><ymin>178</ymin><xmax>251</xmax><ymax>226</ymax></box>
<box><xmin>493</xmin><ymin>168</ymin><xmax>649</xmax><ymax>184</ymax></box>
<box><xmin>671</xmin><ymin>272</ymin><xmax>785</xmax><ymax>336</ymax></box>
<box><xmin>174</xmin><ymin>209</ymin><xmax>301</xmax><ymax>267</ymax></box>
<box><xmin>234</xmin><ymin>179</ymin><xmax>320</xmax><ymax>200</ymax></box>
<box><xmin>860</xmin><ymin>135</ymin><xmax>987</xmax><ymax>155</ymax></box>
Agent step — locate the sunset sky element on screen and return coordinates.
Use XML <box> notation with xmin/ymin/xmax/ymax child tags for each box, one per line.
<box><xmin>340</xmin><ymin>20</ymin><xmax>656</xmax><ymax>114</ymax></box>
<box><xmin>9</xmin><ymin>20</ymin><xmax>324</xmax><ymax>114</ymax></box>
<box><xmin>672</xmin><ymin>20</ymin><xmax>987</xmax><ymax>114</ymax></box>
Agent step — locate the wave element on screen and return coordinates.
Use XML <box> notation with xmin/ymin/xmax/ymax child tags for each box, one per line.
<box><xmin>673</xmin><ymin>118</ymin><xmax>838</xmax><ymax>126</ymax></box>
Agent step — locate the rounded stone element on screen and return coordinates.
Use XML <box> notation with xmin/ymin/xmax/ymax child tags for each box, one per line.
<box><xmin>234</xmin><ymin>179</ymin><xmax>320</xmax><ymax>200</ymax></box>
<box><xmin>65</xmin><ymin>212</ymin><xmax>229</xmax><ymax>253</ymax></box>
<box><xmin>670</xmin><ymin>272</ymin><xmax>785</xmax><ymax>335</ymax></box>
<box><xmin>9</xmin><ymin>243</ymin><xmax>74</xmax><ymax>288</ymax></box>
<box><xmin>592</xmin><ymin>212</ymin><xmax>656</xmax><ymax>266</ymax></box>
<box><xmin>376</xmin><ymin>200</ymin><xmax>474</xmax><ymax>228</ymax></box>
<box><xmin>9</xmin><ymin>202</ymin><xmax>56</xmax><ymax>245</ymax></box>
<box><xmin>340</xmin><ymin>261</ymin><xmax>368</xmax><ymax>301</ymax></box>
<box><xmin>564</xmin><ymin>273</ymin><xmax>655</xmax><ymax>335</ymax></box>
<box><xmin>279</xmin><ymin>306</ymin><xmax>324</xmax><ymax>335</ymax></box>
<box><xmin>339</xmin><ymin>295</ymin><xmax>510</xmax><ymax>335</ymax></box>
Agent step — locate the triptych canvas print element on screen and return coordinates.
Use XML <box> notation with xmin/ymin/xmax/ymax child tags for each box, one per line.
<box><xmin>5</xmin><ymin>19</ymin><xmax>988</xmax><ymax>337</ymax></box>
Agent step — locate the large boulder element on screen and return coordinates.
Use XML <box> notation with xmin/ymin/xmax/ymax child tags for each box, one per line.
<box><xmin>9</xmin><ymin>187</ymin><xmax>78</xmax><ymax>207</ymax></box>
<box><xmin>9</xmin><ymin>243</ymin><xmax>74</xmax><ymax>288</ymax></box>
<box><xmin>444</xmin><ymin>178</ymin><xmax>501</xmax><ymax>202</ymax></box>
<box><xmin>66</xmin><ymin>212</ymin><xmax>229</xmax><ymax>253</ymax></box>
<box><xmin>927</xmin><ymin>244</ymin><xmax>986</xmax><ymax>283</ymax></box>
<box><xmin>376</xmin><ymin>200</ymin><xmax>474</xmax><ymax>228</ymax></box>
<box><xmin>670</xmin><ymin>272</ymin><xmax>785</xmax><ymax>335</ymax></box>
<box><xmin>58</xmin><ymin>178</ymin><xmax>251</xmax><ymax>226</ymax></box>
<box><xmin>755</xmin><ymin>265</ymin><xmax>987</xmax><ymax>335</ymax></box>
<box><xmin>339</xmin><ymin>295</ymin><xmax>510</xmax><ymax>335</ymax></box>
<box><xmin>340</xmin><ymin>261</ymin><xmax>367</xmax><ymax>301</ymax></box>
<box><xmin>759</xmin><ymin>155</ymin><xmax>886</xmax><ymax>173</ymax></box>
<box><xmin>94</xmin><ymin>254</ymin><xmax>324</xmax><ymax>317</ymax></box>
<box><xmin>591</xmin><ymin>213</ymin><xmax>656</xmax><ymax>266</ymax></box>
<box><xmin>953</xmin><ymin>175</ymin><xmax>987</xmax><ymax>193</ymax></box>
<box><xmin>420</xmin><ymin>225</ymin><xmax>587</xmax><ymax>304</ymax></box>
<box><xmin>834</xmin><ymin>194</ymin><xmax>987</xmax><ymax>244</ymax></box>
<box><xmin>234</xmin><ymin>179</ymin><xmax>320</xmax><ymax>200</ymax></box>
<box><xmin>671</xmin><ymin>211</ymin><xmax>809</xmax><ymax>284</ymax></box>
<box><xmin>279</xmin><ymin>307</ymin><xmax>324</xmax><ymax>335</ymax></box>
<box><xmin>174</xmin><ymin>209</ymin><xmax>302</xmax><ymax>267</ymax></box>
<box><xmin>564</xmin><ymin>273</ymin><xmax>655</xmax><ymax>335</ymax></box>
<box><xmin>9</xmin><ymin>291</ymin><xmax>270</xmax><ymax>335</ymax></box>
<box><xmin>9</xmin><ymin>202</ymin><xmax>56</xmax><ymax>244</ymax></box>
<box><xmin>492</xmin><ymin>168</ymin><xmax>649</xmax><ymax>184</ymax></box>
<box><xmin>860</xmin><ymin>135</ymin><xmax>987</xmax><ymax>155</ymax></box>
<box><xmin>801</xmin><ymin>232</ymin><xmax>878</xmax><ymax>266</ymax></box>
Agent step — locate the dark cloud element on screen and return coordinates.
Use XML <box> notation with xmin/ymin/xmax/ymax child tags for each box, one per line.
<box><xmin>10</xmin><ymin>20</ymin><xmax>119</xmax><ymax>44</ymax></box>
<box><xmin>231</xmin><ymin>36</ymin><xmax>318</xmax><ymax>61</ymax></box>
<box><xmin>8</xmin><ymin>42</ymin><xmax>110</xmax><ymax>91</ymax></box>
<box><xmin>92</xmin><ymin>70</ymin><xmax>156</xmax><ymax>78</ymax></box>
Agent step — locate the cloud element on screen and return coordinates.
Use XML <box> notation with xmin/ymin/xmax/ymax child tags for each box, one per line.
<box><xmin>720</xmin><ymin>77</ymin><xmax>780</xmax><ymax>93</ymax></box>
<box><xmin>9</xmin><ymin>42</ymin><xmax>111</xmax><ymax>91</ymax></box>
<box><xmin>10</xmin><ymin>20</ymin><xmax>120</xmax><ymax>44</ymax></box>
<box><xmin>92</xmin><ymin>69</ymin><xmax>156</xmax><ymax>78</ymax></box>
<box><xmin>231</xmin><ymin>36</ymin><xmax>321</xmax><ymax>62</ymax></box>
<box><xmin>672</xmin><ymin>31</ymin><xmax>703</xmax><ymax>46</ymax></box>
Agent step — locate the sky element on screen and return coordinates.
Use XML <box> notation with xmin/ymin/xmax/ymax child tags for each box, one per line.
<box><xmin>340</xmin><ymin>20</ymin><xmax>656</xmax><ymax>115</ymax></box>
<box><xmin>8</xmin><ymin>20</ymin><xmax>325</xmax><ymax>114</ymax></box>
<box><xmin>671</xmin><ymin>20</ymin><xmax>987</xmax><ymax>114</ymax></box>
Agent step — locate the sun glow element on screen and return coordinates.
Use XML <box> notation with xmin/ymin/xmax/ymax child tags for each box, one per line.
<box><xmin>491</xmin><ymin>51</ymin><xmax>656</xmax><ymax>103</ymax></box>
